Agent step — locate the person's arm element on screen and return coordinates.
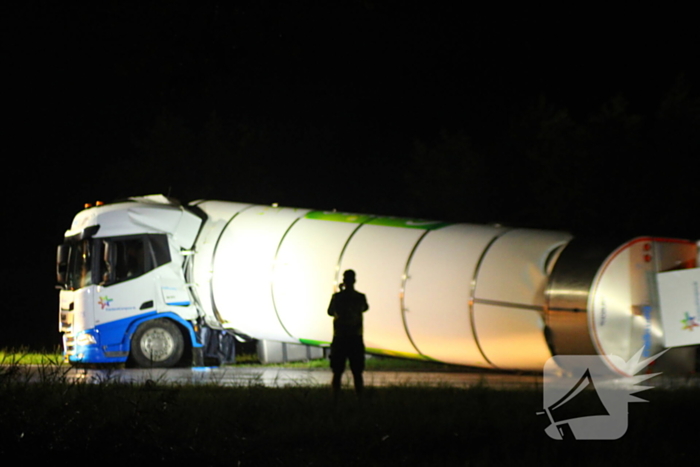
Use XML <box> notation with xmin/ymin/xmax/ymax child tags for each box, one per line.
<box><xmin>328</xmin><ymin>294</ymin><xmax>337</xmax><ymax>317</ymax></box>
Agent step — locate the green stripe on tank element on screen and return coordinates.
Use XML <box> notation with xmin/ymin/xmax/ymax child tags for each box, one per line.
<box><xmin>365</xmin><ymin>348</ymin><xmax>435</xmax><ymax>360</ymax></box>
<box><xmin>305</xmin><ymin>211</ymin><xmax>450</xmax><ymax>230</ymax></box>
<box><xmin>304</xmin><ymin>211</ymin><xmax>373</xmax><ymax>224</ymax></box>
<box><xmin>299</xmin><ymin>339</ymin><xmax>437</xmax><ymax>361</ymax></box>
<box><xmin>299</xmin><ymin>338</ymin><xmax>331</xmax><ymax>347</ymax></box>
<box><xmin>366</xmin><ymin>217</ymin><xmax>451</xmax><ymax>230</ymax></box>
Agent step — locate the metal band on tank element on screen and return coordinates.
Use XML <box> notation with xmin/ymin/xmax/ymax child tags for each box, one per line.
<box><xmin>270</xmin><ymin>215</ymin><xmax>305</xmax><ymax>339</ymax></box>
<box><xmin>400</xmin><ymin>229</ymin><xmax>431</xmax><ymax>357</ymax></box>
<box><xmin>469</xmin><ymin>229</ymin><xmax>512</xmax><ymax>369</ymax></box>
<box><xmin>334</xmin><ymin>217</ymin><xmax>376</xmax><ymax>287</ymax></box>
<box><xmin>471</xmin><ymin>298</ymin><xmax>544</xmax><ymax>311</ymax></box>
<box><xmin>208</xmin><ymin>204</ymin><xmax>256</xmax><ymax>325</ymax></box>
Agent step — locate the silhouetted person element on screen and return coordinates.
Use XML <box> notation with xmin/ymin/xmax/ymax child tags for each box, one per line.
<box><xmin>328</xmin><ymin>269</ymin><xmax>369</xmax><ymax>396</ymax></box>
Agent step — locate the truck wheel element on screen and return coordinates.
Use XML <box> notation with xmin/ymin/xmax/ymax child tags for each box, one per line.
<box><xmin>130</xmin><ymin>319</ymin><xmax>184</xmax><ymax>368</ymax></box>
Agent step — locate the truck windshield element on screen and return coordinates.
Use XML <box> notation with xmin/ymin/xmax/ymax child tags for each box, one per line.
<box><xmin>59</xmin><ymin>234</ymin><xmax>171</xmax><ymax>290</ymax></box>
<box><xmin>64</xmin><ymin>239</ymin><xmax>95</xmax><ymax>290</ymax></box>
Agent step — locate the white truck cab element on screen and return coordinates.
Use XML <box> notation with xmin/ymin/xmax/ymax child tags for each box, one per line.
<box><xmin>57</xmin><ymin>195</ymin><xmax>203</xmax><ymax>366</ymax></box>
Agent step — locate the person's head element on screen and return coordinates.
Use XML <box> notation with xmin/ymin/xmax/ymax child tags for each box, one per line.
<box><xmin>343</xmin><ymin>269</ymin><xmax>356</xmax><ymax>286</ymax></box>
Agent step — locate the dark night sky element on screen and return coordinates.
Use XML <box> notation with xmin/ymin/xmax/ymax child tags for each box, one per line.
<box><xmin>4</xmin><ymin>3</ymin><xmax>699</xmax><ymax>350</ymax></box>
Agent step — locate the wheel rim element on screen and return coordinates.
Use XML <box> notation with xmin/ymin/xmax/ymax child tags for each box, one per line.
<box><xmin>139</xmin><ymin>327</ymin><xmax>176</xmax><ymax>362</ymax></box>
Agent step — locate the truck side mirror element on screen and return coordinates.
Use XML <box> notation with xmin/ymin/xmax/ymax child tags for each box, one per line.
<box><xmin>102</xmin><ymin>240</ymin><xmax>116</xmax><ymax>285</ymax></box>
<box><xmin>56</xmin><ymin>244</ymin><xmax>68</xmax><ymax>285</ymax></box>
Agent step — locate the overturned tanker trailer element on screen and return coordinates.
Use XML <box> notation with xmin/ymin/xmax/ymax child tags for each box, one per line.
<box><xmin>56</xmin><ymin>195</ymin><xmax>700</xmax><ymax>374</ymax></box>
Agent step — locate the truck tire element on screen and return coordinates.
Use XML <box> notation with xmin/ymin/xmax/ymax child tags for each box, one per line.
<box><xmin>130</xmin><ymin>319</ymin><xmax>184</xmax><ymax>368</ymax></box>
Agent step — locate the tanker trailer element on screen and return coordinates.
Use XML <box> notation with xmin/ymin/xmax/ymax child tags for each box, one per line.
<box><xmin>57</xmin><ymin>195</ymin><xmax>699</xmax><ymax>374</ymax></box>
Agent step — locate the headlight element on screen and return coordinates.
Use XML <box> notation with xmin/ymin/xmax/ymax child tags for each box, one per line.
<box><xmin>76</xmin><ymin>332</ymin><xmax>97</xmax><ymax>346</ymax></box>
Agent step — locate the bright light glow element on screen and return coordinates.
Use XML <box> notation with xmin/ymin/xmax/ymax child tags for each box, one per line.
<box><xmin>76</xmin><ymin>332</ymin><xmax>97</xmax><ymax>346</ymax></box>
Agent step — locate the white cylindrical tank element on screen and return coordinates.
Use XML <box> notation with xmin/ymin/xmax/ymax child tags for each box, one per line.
<box><xmin>191</xmin><ymin>202</ymin><xmax>575</xmax><ymax>371</ymax></box>
<box><xmin>402</xmin><ymin>223</ymin><xmax>503</xmax><ymax>367</ymax></box>
<box><xmin>472</xmin><ymin>229</ymin><xmax>571</xmax><ymax>369</ymax></box>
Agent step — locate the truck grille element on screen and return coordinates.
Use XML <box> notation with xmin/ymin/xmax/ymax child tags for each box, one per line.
<box><xmin>60</xmin><ymin>311</ymin><xmax>73</xmax><ymax>332</ymax></box>
<box><xmin>63</xmin><ymin>334</ymin><xmax>75</xmax><ymax>356</ymax></box>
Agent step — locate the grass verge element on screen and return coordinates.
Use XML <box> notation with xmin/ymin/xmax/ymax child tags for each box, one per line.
<box><xmin>0</xmin><ymin>347</ymin><xmax>65</xmax><ymax>365</ymax></box>
<box><xmin>2</xmin><ymin>348</ymin><xmax>461</xmax><ymax>371</ymax></box>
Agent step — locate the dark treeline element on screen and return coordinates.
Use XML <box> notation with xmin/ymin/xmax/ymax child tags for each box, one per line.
<box><xmin>132</xmin><ymin>81</ymin><xmax>699</xmax><ymax>239</ymax></box>
<box><xmin>5</xmin><ymin>3</ymin><xmax>699</xmax><ymax>349</ymax></box>
<box><xmin>12</xmin><ymin>2</ymin><xmax>696</xmax><ymax>235</ymax></box>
